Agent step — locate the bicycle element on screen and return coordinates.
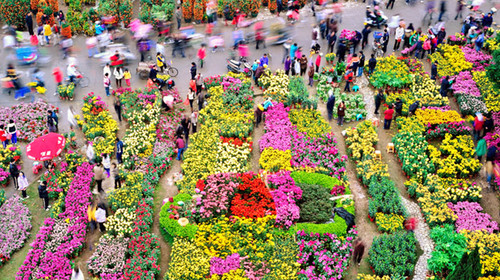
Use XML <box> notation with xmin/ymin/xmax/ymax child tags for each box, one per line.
<box><xmin>73</xmin><ymin>73</ymin><xmax>90</xmax><ymax>88</ymax></box>
<box><xmin>164</xmin><ymin>63</ymin><xmax>179</xmax><ymax>77</ymax></box>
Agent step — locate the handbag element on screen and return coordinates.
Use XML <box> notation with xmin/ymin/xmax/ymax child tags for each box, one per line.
<box><xmin>183</xmin><ymin>97</ymin><xmax>190</xmax><ymax>106</ymax></box>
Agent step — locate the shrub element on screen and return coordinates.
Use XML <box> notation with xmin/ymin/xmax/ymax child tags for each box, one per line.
<box><xmin>291</xmin><ymin>171</ymin><xmax>346</xmax><ymax>193</ymax></box>
<box><xmin>159</xmin><ymin>193</ymin><xmax>198</xmax><ymax>244</ymax></box>
<box><xmin>369</xmin><ymin>232</ymin><xmax>418</xmax><ymax>277</ymax></box>
<box><xmin>428</xmin><ymin>224</ymin><xmax>467</xmax><ymax>277</ymax></box>
<box><xmin>296</xmin><ymin>183</ymin><xmax>334</xmax><ymax>223</ymax></box>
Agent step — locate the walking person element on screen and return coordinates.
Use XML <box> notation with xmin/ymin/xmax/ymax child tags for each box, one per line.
<box><xmin>38</xmin><ymin>180</ymin><xmax>49</xmax><ymax>211</ymax></box>
<box><xmin>438</xmin><ymin>0</ymin><xmax>446</xmax><ymax>22</ymax></box>
<box><xmin>315</xmin><ymin>53</ymin><xmax>322</xmax><ymax>73</ymax></box>
<box><xmin>176</xmin><ymin>136</ymin><xmax>186</xmax><ymax>161</ymax></box>
<box><xmin>357</xmin><ymin>51</ymin><xmax>365</xmax><ymax>77</ymax></box>
<box><xmin>7</xmin><ymin>120</ymin><xmax>18</xmax><ymax>145</ymax></box>
<box><xmin>336</xmin><ymin>40</ymin><xmax>346</xmax><ymax>63</ymax></box>
<box><xmin>374</xmin><ymin>90</ymin><xmax>384</xmax><ymax>114</ymax></box>
<box><xmin>116</xmin><ymin>138</ymin><xmax>124</xmax><ymax>164</ymax></box>
<box><xmin>113</xmin><ymin>66</ymin><xmax>124</xmax><ymax>88</ymax></box>
<box><xmin>124</xmin><ymin>69</ymin><xmax>131</xmax><ymax>87</ymax></box>
<box><xmin>254</xmin><ymin>106</ymin><xmax>263</xmax><ymax>128</ymax></box>
<box><xmin>368</xmin><ymin>54</ymin><xmax>377</xmax><ymax>75</ymax></box>
<box><xmin>476</xmin><ymin>137</ymin><xmax>487</xmax><ymax>163</ymax></box>
<box><xmin>18</xmin><ymin>171</ymin><xmax>29</xmax><ymax>199</ymax></box>
<box><xmin>102</xmin><ymin>153</ymin><xmax>111</xmax><ymax>178</ymax></box>
<box><xmin>181</xmin><ymin>114</ymin><xmax>191</xmax><ymax>144</ymax></box>
<box><xmin>9</xmin><ymin>159</ymin><xmax>19</xmax><ymax>189</ymax></box>
<box><xmin>26</xmin><ymin>12</ymin><xmax>34</xmax><ymax>36</ymax></box>
<box><xmin>299</xmin><ymin>55</ymin><xmax>308</xmax><ymax>76</ymax></box>
<box><xmin>71</xmin><ymin>266</ymin><xmax>84</xmax><ymax>280</ymax></box>
<box><xmin>361</xmin><ymin>25</ymin><xmax>371</xmax><ymax>49</ymax></box>
<box><xmin>386</xmin><ymin>0</ymin><xmax>395</xmax><ymax>9</ymax></box>
<box><xmin>191</xmin><ymin>111</ymin><xmax>198</xmax><ymax>133</ymax></box>
<box><xmin>197</xmin><ymin>44</ymin><xmax>206</xmax><ymax>68</ymax></box>
<box><xmin>86</xmin><ymin>141</ymin><xmax>95</xmax><ymax>163</ymax></box>
<box><xmin>344</xmin><ymin>69</ymin><xmax>354</xmax><ymax>92</ymax></box>
<box><xmin>384</xmin><ymin>105</ymin><xmax>395</xmax><ymax>129</ymax></box>
<box><xmin>0</xmin><ymin>125</ymin><xmax>8</xmax><ymax>148</ymax></box>
<box><xmin>337</xmin><ymin>101</ymin><xmax>346</xmax><ymax>126</ymax></box>
<box><xmin>95</xmin><ymin>203</ymin><xmax>107</xmax><ymax>232</ymax></box>
<box><xmin>93</xmin><ymin>162</ymin><xmax>105</xmax><ymax>193</ymax></box>
<box><xmin>474</xmin><ymin>113</ymin><xmax>484</xmax><ymax>141</ymax></box>
<box><xmin>454</xmin><ymin>0</ymin><xmax>463</xmax><ymax>20</ymax></box>
<box><xmin>68</xmin><ymin>106</ymin><xmax>78</xmax><ymax>130</ymax></box>
<box><xmin>326</xmin><ymin>91</ymin><xmax>336</xmax><ymax>121</ymax></box>
<box><xmin>175</xmin><ymin>6</ymin><xmax>182</xmax><ymax>29</ymax></box>
<box><xmin>328</xmin><ymin>31</ymin><xmax>337</xmax><ymax>53</ymax></box>
<box><xmin>195</xmin><ymin>73</ymin><xmax>204</xmax><ymax>94</ymax></box>
<box><xmin>308</xmin><ymin>63</ymin><xmax>315</xmax><ymax>87</ymax></box>
<box><xmin>198</xmin><ymin>90</ymin><xmax>205</xmax><ymax>111</ymax></box>
<box><xmin>188</xmin><ymin>89</ymin><xmax>196</xmax><ymax>111</ymax></box>
<box><xmin>112</xmin><ymin>163</ymin><xmax>121</xmax><ymax>189</ymax></box>
<box><xmin>486</xmin><ymin>145</ymin><xmax>497</xmax><ymax>191</ymax></box>
<box><xmin>353</xmin><ymin>238</ymin><xmax>365</xmax><ymax>266</ymax></box>
<box><xmin>284</xmin><ymin>56</ymin><xmax>292</xmax><ymax>75</ymax></box>
<box><xmin>87</xmin><ymin>201</ymin><xmax>97</xmax><ymax>233</ymax></box>
<box><xmin>103</xmin><ymin>73</ymin><xmax>111</xmax><ymax>96</ymax></box>
<box><xmin>114</xmin><ymin>95</ymin><xmax>122</xmax><ymax>122</ymax></box>
<box><xmin>190</xmin><ymin>62</ymin><xmax>197</xmax><ymax>80</ymax></box>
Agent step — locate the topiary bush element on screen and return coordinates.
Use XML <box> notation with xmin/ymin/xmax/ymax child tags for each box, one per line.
<box><xmin>369</xmin><ymin>231</ymin><xmax>418</xmax><ymax>277</ymax></box>
<box><xmin>296</xmin><ymin>183</ymin><xmax>334</xmax><ymax>223</ymax></box>
<box><xmin>291</xmin><ymin>171</ymin><xmax>348</xmax><ymax>194</ymax></box>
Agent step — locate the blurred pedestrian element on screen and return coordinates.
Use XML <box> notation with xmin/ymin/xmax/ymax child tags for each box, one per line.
<box><xmin>454</xmin><ymin>0</ymin><xmax>464</xmax><ymax>20</ymax></box>
<box><xmin>474</xmin><ymin>112</ymin><xmax>484</xmax><ymax>141</ymax></box>
<box><xmin>38</xmin><ymin>180</ymin><xmax>49</xmax><ymax>211</ymax></box>
<box><xmin>197</xmin><ymin>44</ymin><xmax>207</xmax><ymax>68</ymax></box>
<box><xmin>255</xmin><ymin>106</ymin><xmax>263</xmax><ymax>127</ymax></box>
<box><xmin>476</xmin><ymin>137</ymin><xmax>487</xmax><ymax>162</ymax></box>
<box><xmin>438</xmin><ymin>0</ymin><xmax>446</xmax><ymax>21</ymax></box>
<box><xmin>86</xmin><ymin>141</ymin><xmax>95</xmax><ymax>163</ymax></box>
<box><xmin>104</xmin><ymin>73</ymin><xmax>111</xmax><ymax>96</ymax></box>
<box><xmin>9</xmin><ymin>158</ymin><xmax>19</xmax><ymax>189</ymax></box>
<box><xmin>326</xmin><ymin>91</ymin><xmax>336</xmax><ymax>120</ymax></box>
<box><xmin>116</xmin><ymin>138</ymin><xmax>123</xmax><ymax>164</ymax></box>
<box><xmin>87</xmin><ymin>201</ymin><xmax>97</xmax><ymax>233</ymax></box>
<box><xmin>337</xmin><ymin>101</ymin><xmax>346</xmax><ymax>126</ymax></box>
<box><xmin>102</xmin><ymin>153</ymin><xmax>111</xmax><ymax>178</ymax></box>
<box><xmin>315</xmin><ymin>53</ymin><xmax>322</xmax><ymax>72</ymax></box>
<box><xmin>0</xmin><ymin>125</ymin><xmax>9</xmax><ymax>148</ymax></box>
<box><xmin>113</xmin><ymin>66</ymin><xmax>124</xmax><ymax>88</ymax></box>
<box><xmin>176</xmin><ymin>136</ymin><xmax>186</xmax><ymax>160</ymax></box>
<box><xmin>114</xmin><ymin>95</ymin><xmax>122</xmax><ymax>122</ymax></box>
<box><xmin>93</xmin><ymin>162</ymin><xmax>105</xmax><ymax>193</ymax></box>
<box><xmin>284</xmin><ymin>56</ymin><xmax>291</xmax><ymax>75</ymax></box>
<box><xmin>156</xmin><ymin>52</ymin><xmax>165</xmax><ymax>72</ymax></box>
<box><xmin>43</xmin><ymin>23</ymin><xmax>52</xmax><ymax>45</ymax></box>
<box><xmin>486</xmin><ymin>145</ymin><xmax>497</xmax><ymax>190</ymax></box>
<box><xmin>7</xmin><ymin>120</ymin><xmax>18</xmax><ymax>145</ymax></box>
<box><xmin>353</xmin><ymin>238</ymin><xmax>365</xmax><ymax>266</ymax></box>
<box><xmin>95</xmin><ymin>203</ymin><xmax>107</xmax><ymax>232</ymax></box>
<box><xmin>198</xmin><ymin>90</ymin><xmax>205</xmax><ymax>111</ymax></box>
<box><xmin>308</xmin><ymin>63</ymin><xmax>315</xmax><ymax>86</ymax></box>
<box><xmin>190</xmin><ymin>62</ymin><xmax>197</xmax><ymax>80</ymax></box>
<box><xmin>26</xmin><ymin>12</ymin><xmax>34</xmax><ymax>36</ymax></box>
<box><xmin>374</xmin><ymin>89</ymin><xmax>384</xmax><ymax>114</ymax></box>
<box><xmin>71</xmin><ymin>266</ymin><xmax>84</xmax><ymax>280</ymax></box>
<box><xmin>112</xmin><ymin>162</ymin><xmax>121</xmax><ymax>189</ymax></box>
<box><xmin>18</xmin><ymin>171</ymin><xmax>29</xmax><ymax>198</ymax></box>
<box><xmin>191</xmin><ymin>111</ymin><xmax>198</xmax><ymax>133</ymax></box>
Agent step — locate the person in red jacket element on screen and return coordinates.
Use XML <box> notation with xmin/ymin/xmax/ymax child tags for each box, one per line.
<box><xmin>0</xmin><ymin>124</ymin><xmax>8</xmax><ymax>148</ymax></box>
<box><xmin>474</xmin><ymin>112</ymin><xmax>484</xmax><ymax>140</ymax></box>
<box><xmin>384</xmin><ymin>104</ymin><xmax>394</xmax><ymax>130</ymax></box>
<box><xmin>344</xmin><ymin>69</ymin><xmax>354</xmax><ymax>92</ymax></box>
<box><xmin>197</xmin><ymin>44</ymin><xmax>207</xmax><ymax>68</ymax></box>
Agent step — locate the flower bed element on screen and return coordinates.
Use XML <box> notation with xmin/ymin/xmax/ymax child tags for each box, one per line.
<box><xmin>0</xmin><ymin>195</ymin><xmax>31</xmax><ymax>267</ymax></box>
<box><xmin>448</xmin><ymin>202</ymin><xmax>499</xmax><ymax>233</ymax></box>
<box><xmin>82</xmin><ymin>92</ymin><xmax>118</xmax><ymax>156</ymax></box>
<box><xmin>259</xmin><ymin>103</ymin><xmax>292</xmax><ymax>152</ymax></box>
<box><xmin>369</xmin><ymin>55</ymin><xmax>412</xmax><ymax>89</ymax></box>
<box><xmin>260</xmin><ymin>70</ymin><xmax>289</xmax><ymax>103</ymax></box>
<box><xmin>430</xmin><ymin>44</ymin><xmax>472</xmax><ymax>77</ymax></box>
<box><xmin>344</xmin><ymin>120</ymin><xmax>378</xmax><ymax>162</ymax></box>
<box><xmin>17</xmin><ymin>162</ymin><xmax>94</xmax><ymax>279</ymax></box>
<box><xmin>451</xmin><ymin>71</ymin><xmax>481</xmax><ymax>97</ymax></box>
<box><xmin>0</xmin><ymin>100</ymin><xmax>57</xmax><ymax>142</ymax></box>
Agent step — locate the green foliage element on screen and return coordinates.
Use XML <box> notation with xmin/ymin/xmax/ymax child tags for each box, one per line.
<box><xmin>446</xmin><ymin>246</ymin><xmax>481</xmax><ymax>280</ymax></box>
<box><xmin>486</xmin><ymin>49</ymin><xmax>500</xmax><ymax>91</ymax></box>
<box><xmin>428</xmin><ymin>224</ymin><xmax>467</xmax><ymax>276</ymax></box>
<box><xmin>296</xmin><ymin>183</ymin><xmax>334</xmax><ymax>223</ymax></box>
<box><xmin>291</xmin><ymin>171</ymin><xmax>346</xmax><ymax>193</ymax></box>
<box><xmin>368</xmin><ymin>177</ymin><xmax>408</xmax><ymax>219</ymax></box>
<box><xmin>369</xmin><ymin>232</ymin><xmax>418</xmax><ymax>277</ymax></box>
<box><xmin>159</xmin><ymin>193</ymin><xmax>198</xmax><ymax>244</ymax></box>
<box><xmin>0</xmin><ymin>0</ymin><xmax>30</xmax><ymax>29</ymax></box>
<box><xmin>0</xmin><ymin>189</ymin><xmax>5</xmax><ymax>207</ymax></box>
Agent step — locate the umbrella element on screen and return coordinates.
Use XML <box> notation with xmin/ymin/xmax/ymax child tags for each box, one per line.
<box><xmin>26</xmin><ymin>133</ymin><xmax>66</xmax><ymax>161</ymax></box>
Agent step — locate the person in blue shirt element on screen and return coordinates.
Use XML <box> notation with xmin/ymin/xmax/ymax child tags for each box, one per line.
<box><xmin>260</xmin><ymin>54</ymin><xmax>269</xmax><ymax>67</ymax></box>
<box><xmin>116</xmin><ymin>138</ymin><xmax>124</xmax><ymax>164</ymax></box>
<box><xmin>290</xmin><ymin>43</ymin><xmax>298</xmax><ymax>60</ymax></box>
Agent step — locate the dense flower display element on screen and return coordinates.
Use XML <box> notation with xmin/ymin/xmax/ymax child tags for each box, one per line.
<box><xmin>82</xmin><ymin>92</ymin><xmax>118</xmax><ymax>155</ymax></box>
<box><xmin>0</xmin><ymin>195</ymin><xmax>31</xmax><ymax>267</ymax></box>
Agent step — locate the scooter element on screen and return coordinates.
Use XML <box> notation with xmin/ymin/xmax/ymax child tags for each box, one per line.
<box><xmin>227</xmin><ymin>59</ymin><xmax>253</xmax><ymax>77</ymax></box>
<box><xmin>364</xmin><ymin>10</ymin><xmax>388</xmax><ymax>28</ymax></box>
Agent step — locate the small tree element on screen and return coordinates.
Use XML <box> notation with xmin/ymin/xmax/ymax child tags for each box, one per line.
<box><xmin>446</xmin><ymin>246</ymin><xmax>481</xmax><ymax>280</ymax></box>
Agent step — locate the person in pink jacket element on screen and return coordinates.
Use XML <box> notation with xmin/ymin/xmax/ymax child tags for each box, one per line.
<box><xmin>197</xmin><ymin>44</ymin><xmax>207</xmax><ymax>68</ymax></box>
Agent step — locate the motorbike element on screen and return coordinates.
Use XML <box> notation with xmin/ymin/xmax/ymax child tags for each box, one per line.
<box><xmin>227</xmin><ymin>59</ymin><xmax>253</xmax><ymax>77</ymax></box>
<box><xmin>364</xmin><ymin>10</ymin><xmax>388</xmax><ymax>28</ymax></box>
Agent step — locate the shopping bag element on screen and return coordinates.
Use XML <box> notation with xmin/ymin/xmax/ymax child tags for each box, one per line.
<box><xmin>30</xmin><ymin>35</ymin><xmax>39</xmax><ymax>46</ymax></box>
<box><xmin>183</xmin><ymin>97</ymin><xmax>190</xmax><ymax>106</ymax></box>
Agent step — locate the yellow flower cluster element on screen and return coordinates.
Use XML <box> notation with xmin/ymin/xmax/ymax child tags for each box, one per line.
<box><xmin>416</xmin><ymin>175</ymin><xmax>457</xmax><ymax>227</ymax></box>
<box><xmin>166</xmin><ymin>238</ymin><xmax>211</xmax><ymax>279</ymax></box>
<box><xmin>259</xmin><ymin>147</ymin><xmax>292</xmax><ymax>172</ymax></box>
<box><xmin>108</xmin><ymin>172</ymin><xmax>144</xmax><ymax>210</ymax></box>
<box><xmin>262</xmin><ymin>70</ymin><xmax>289</xmax><ymax>103</ymax></box>
<box><xmin>81</xmin><ymin>104</ymin><xmax>118</xmax><ymax>155</ymax></box>
<box><xmin>375</xmin><ymin>213</ymin><xmax>405</xmax><ymax>233</ymax></box>
<box><xmin>397</xmin><ymin>116</ymin><xmax>425</xmax><ymax>134</ymax></box>
<box><xmin>430</xmin><ymin>44</ymin><xmax>472</xmax><ymax>77</ymax></box>
<box><xmin>473</xmin><ymin>71</ymin><xmax>500</xmax><ymax>112</ymax></box>
<box><xmin>288</xmin><ymin>109</ymin><xmax>331</xmax><ymax>138</ymax></box>
<box><xmin>357</xmin><ymin>274</ymin><xmax>392</xmax><ymax>280</ymax></box>
<box><xmin>478</xmin><ymin>277</ymin><xmax>500</xmax><ymax>280</ymax></box>
<box><xmin>226</xmin><ymin>71</ymin><xmax>251</xmax><ymax>83</ymax></box>
<box><xmin>435</xmin><ymin>134</ymin><xmax>481</xmax><ymax>178</ymax></box>
<box><xmin>213</xmin><ymin>142</ymin><xmax>252</xmax><ymax>174</ymax></box>
<box><xmin>345</xmin><ymin>121</ymin><xmax>378</xmax><ymax>162</ymax></box>
<box><xmin>439</xmin><ymin>178</ymin><xmax>482</xmax><ymax>202</ymax></box>
<box><xmin>369</xmin><ymin>55</ymin><xmax>412</xmax><ymax>88</ymax></box>
<box><xmin>415</xmin><ymin>109</ymin><xmax>463</xmax><ymax>125</ymax></box>
<box><xmin>460</xmin><ymin>230</ymin><xmax>500</xmax><ymax>275</ymax></box>
<box><xmin>411</xmin><ymin>74</ymin><xmax>447</xmax><ymax>107</ymax></box>
<box><xmin>356</xmin><ymin>158</ymin><xmax>389</xmax><ymax>186</ymax></box>
<box><xmin>104</xmin><ymin>208</ymin><xmax>137</xmax><ymax>238</ymax></box>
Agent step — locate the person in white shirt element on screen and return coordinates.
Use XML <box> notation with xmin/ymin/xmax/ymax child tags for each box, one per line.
<box><xmin>102</xmin><ymin>153</ymin><xmax>111</xmax><ymax>178</ymax></box>
<box><xmin>103</xmin><ymin>63</ymin><xmax>111</xmax><ymax>78</ymax></box>
<box><xmin>113</xmin><ymin>66</ymin><xmax>124</xmax><ymax>88</ymax></box>
<box><xmin>67</xmin><ymin>64</ymin><xmax>78</xmax><ymax>84</ymax></box>
<box><xmin>95</xmin><ymin>204</ymin><xmax>107</xmax><ymax>232</ymax></box>
<box><xmin>68</xmin><ymin>106</ymin><xmax>77</xmax><ymax>130</ymax></box>
<box><xmin>71</xmin><ymin>266</ymin><xmax>84</xmax><ymax>280</ymax></box>
<box><xmin>18</xmin><ymin>171</ymin><xmax>29</xmax><ymax>199</ymax></box>
<box><xmin>86</xmin><ymin>142</ymin><xmax>95</xmax><ymax>163</ymax></box>
<box><xmin>394</xmin><ymin>23</ymin><xmax>405</xmax><ymax>51</ymax></box>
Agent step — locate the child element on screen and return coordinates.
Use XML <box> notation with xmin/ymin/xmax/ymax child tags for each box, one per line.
<box><xmin>18</xmin><ymin>171</ymin><xmax>29</xmax><ymax>199</ymax></box>
<box><xmin>124</xmin><ymin>69</ymin><xmax>131</xmax><ymax>87</ymax></box>
<box><xmin>112</xmin><ymin>162</ymin><xmax>121</xmax><ymax>189</ymax></box>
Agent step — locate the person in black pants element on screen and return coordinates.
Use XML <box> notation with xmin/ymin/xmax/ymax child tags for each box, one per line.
<box><xmin>38</xmin><ymin>181</ymin><xmax>49</xmax><ymax>211</ymax></box>
<box><xmin>181</xmin><ymin>114</ymin><xmax>191</xmax><ymax>144</ymax></box>
<box><xmin>386</xmin><ymin>0</ymin><xmax>395</xmax><ymax>9</ymax></box>
<box><xmin>190</xmin><ymin>62</ymin><xmax>197</xmax><ymax>80</ymax></box>
<box><xmin>374</xmin><ymin>90</ymin><xmax>384</xmax><ymax>114</ymax></box>
<box><xmin>9</xmin><ymin>159</ymin><xmax>19</xmax><ymax>189</ymax></box>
